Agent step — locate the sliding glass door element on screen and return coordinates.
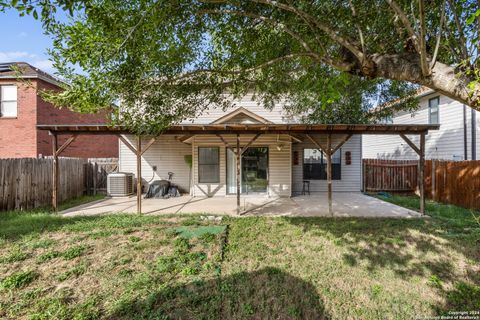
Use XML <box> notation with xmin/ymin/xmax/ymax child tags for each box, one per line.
<box><xmin>226</xmin><ymin>147</ymin><xmax>268</xmax><ymax>194</ymax></box>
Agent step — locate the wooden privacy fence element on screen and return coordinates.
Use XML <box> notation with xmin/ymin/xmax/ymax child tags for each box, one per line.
<box><xmin>363</xmin><ymin>159</ymin><xmax>418</xmax><ymax>193</ymax></box>
<box><xmin>0</xmin><ymin>158</ymin><xmax>86</xmax><ymax>211</ymax></box>
<box><xmin>363</xmin><ymin>159</ymin><xmax>480</xmax><ymax>210</ymax></box>
<box><xmin>0</xmin><ymin>157</ymin><xmax>118</xmax><ymax>211</ymax></box>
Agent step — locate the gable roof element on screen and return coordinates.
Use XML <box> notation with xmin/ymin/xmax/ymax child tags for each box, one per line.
<box><xmin>212</xmin><ymin>107</ymin><xmax>273</xmax><ymax>124</ymax></box>
<box><xmin>0</xmin><ymin>62</ymin><xmax>62</xmax><ymax>87</ymax></box>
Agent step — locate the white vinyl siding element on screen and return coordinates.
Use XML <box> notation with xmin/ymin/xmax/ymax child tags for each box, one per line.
<box><xmin>1</xmin><ymin>85</ymin><xmax>17</xmax><ymax>117</ymax></box>
<box><xmin>363</xmin><ymin>94</ymin><xmax>480</xmax><ymax>160</ymax></box>
<box><xmin>183</xmin><ymin>94</ymin><xmax>295</xmax><ymax>124</ymax></box>
<box><xmin>118</xmin><ymin>135</ymin><xmax>193</xmax><ymax>193</ymax></box>
<box><xmin>292</xmin><ymin>134</ymin><xmax>362</xmax><ymax>193</ymax></box>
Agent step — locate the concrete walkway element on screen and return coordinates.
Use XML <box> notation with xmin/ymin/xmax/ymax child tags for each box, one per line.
<box><xmin>61</xmin><ymin>193</ymin><xmax>420</xmax><ymax>218</ymax></box>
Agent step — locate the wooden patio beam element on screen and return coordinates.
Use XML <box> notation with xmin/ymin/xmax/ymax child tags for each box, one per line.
<box><xmin>305</xmin><ymin>134</ymin><xmax>328</xmax><ymax>154</ymax></box>
<box><xmin>216</xmin><ymin>134</ymin><xmax>237</xmax><ymax>154</ymax></box>
<box><xmin>140</xmin><ymin>137</ymin><xmax>157</xmax><ymax>156</ymax></box>
<box><xmin>52</xmin><ymin>133</ymin><xmax>59</xmax><ymax>212</ymax></box>
<box><xmin>50</xmin><ymin>133</ymin><xmax>78</xmax><ymax>212</ymax></box>
<box><xmin>236</xmin><ymin>134</ymin><xmax>241</xmax><ymax>214</ymax></box>
<box><xmin>136</xmin><ymin>136</ymin><xmax>142</xmax><ymax>214</ymax></box>
<box><xmin>331</xmin><ymin>134</ymin><xmax>353</xmax><ymax>155</ymax></box>
<box><xmin>326</xmin><ymin>134</ymin><xmax>333</xmax><ymax>216</ymax></box>
<box><xmin>119</xmin><ymin>135</ymin><xmax>137</xmax><ymax>154</ymax></box>
<box><xmin>399</xmin><ymin>134</ymin><xmax>421</xmax><ymax>155</ymax></box>
<box><xmin>241</xmin><ymin>133</ymin><xmax>262</xmax><ymax>155</ymax></box>
<box><xmin>419</xmin><ymin>133</ymin><xmax>426</xmax><ymax>215</ymax></box>
<box><xmin>55</xmin><ymin>134</ymin><xmax>78</xmax><ymax>156</ymax></box>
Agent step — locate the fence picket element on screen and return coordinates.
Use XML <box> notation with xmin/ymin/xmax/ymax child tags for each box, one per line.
<box><xmin>363</xmin><ymin>159</ymin><xmax>480</xmax><ymax>210</ymax></box>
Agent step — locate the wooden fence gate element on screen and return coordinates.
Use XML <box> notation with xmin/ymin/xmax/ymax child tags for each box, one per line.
<box><xmin>363</xmin><ymin>159</ymin><xmax>480</xmax><ymax>210</ymax></box>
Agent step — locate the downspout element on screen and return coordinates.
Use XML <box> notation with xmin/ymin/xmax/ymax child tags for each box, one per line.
<box><xmin>472</xmin><ymin>108</ymin><xmax>477</xmax><ymax>160</ymax></box>
<box><xmin>463</xmin><ymin>104</ymin><xmax>468</xmax><ymax>160</ymax></box>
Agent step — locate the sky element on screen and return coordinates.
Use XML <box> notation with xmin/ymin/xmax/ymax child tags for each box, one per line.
<box><xmin>0</xmin><ymin>8</ymin><xmax>57</xmax><ymax>74</ymax></box>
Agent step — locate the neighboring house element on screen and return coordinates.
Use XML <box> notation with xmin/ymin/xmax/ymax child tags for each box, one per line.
<box><xmin>118</xmin><ymin>95</ymin><xmax>364</xmax><ymax>196</ymax></box>
<box><xmin>0</xmin><ymin>62</ymin><xmax>118</xmax><ymax>158</ymax></box>
<box><xmin>363</xmin><ymin>88</ymin><xmax>480</xmax><ymax>160</ymax></box>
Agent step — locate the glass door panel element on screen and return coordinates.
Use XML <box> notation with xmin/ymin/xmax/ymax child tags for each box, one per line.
<box><xmin>241</xmin><ymin>147</ymin><xmax>268</xmax><ymax>193</ymax></box>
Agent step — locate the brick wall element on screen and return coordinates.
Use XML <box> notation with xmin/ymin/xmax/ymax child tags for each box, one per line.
<box><xmin>0</xmin><ymin>79</ymin><xmax>38</xmax><ymax>158</ymax></box>
<box><xmin>36</xmin><ymin>79</ymin><xmax>119</xmax><ymax>158</ymax></box>
<box><xmin>0</xmin><ymin>78</ymin><xmax>118</xmax><ymax>159</ymax></box>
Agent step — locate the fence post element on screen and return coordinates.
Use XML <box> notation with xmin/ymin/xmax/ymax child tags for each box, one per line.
<box><xmin>93</xmin><ymin>162</ymin><xmax>97</xmax><ymax>196</ymax></box>
<box><xmin>431</xmin><ymin>159</ymin><xmax>436</xmax><ymax>201</ymax></box>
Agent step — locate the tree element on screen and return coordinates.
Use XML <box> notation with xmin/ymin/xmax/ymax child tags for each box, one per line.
<box><xmin>1</xmin><ymin>0</ymin><xmax>478</xmax><ymax>133</ymax></box>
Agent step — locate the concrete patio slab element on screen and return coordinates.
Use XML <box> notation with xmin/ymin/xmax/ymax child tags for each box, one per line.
<box><xmin>61</xmin><ymin>193</ymin><xmax>420</xmax><ymax>218</ymax></box>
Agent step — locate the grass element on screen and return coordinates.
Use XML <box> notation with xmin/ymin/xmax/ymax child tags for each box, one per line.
<box><xmin>0</xmin><ymin>195</ymin><xmax>478</xmax><ymax>319</ymax></box>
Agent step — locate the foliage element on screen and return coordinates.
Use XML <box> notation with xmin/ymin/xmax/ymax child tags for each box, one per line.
<box><xmin>1</xmin><ymin>0</ymin><xmax>479</xmax><ymax>132</ymax></box>
<box><xmin>0</xmin><ymin>271</ymin><xmax>37</xmax><ymax>289</ymax></box>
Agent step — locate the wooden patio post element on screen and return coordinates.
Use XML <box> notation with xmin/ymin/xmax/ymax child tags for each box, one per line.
<box><xmin>326</xmin><ymin>134</ymin><xmax>333</xmax><ymax>216</ymax></box>
<box><xmin>52</xmin><ymin>133</ymin><xmax>58</xmax><ymax>212</ymax></box>
<box><xmin>419</xmin><ymin>133</ymin><xmax>426</xmax><ymax>215</ymax></box>
<box><xmin>136</xmin><ymin>136</ymin><xmax>142</xmax><ymax>214</ymax></box>
<box><xmin>236</xmin><ymin>134</ymin><xmax>241</xmax><ymax>214</ymax></box>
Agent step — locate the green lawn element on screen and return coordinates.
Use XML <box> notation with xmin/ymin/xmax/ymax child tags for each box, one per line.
<box><xmin>0</xmin><ymin>195</ymin><xmax>479</xmax><ymax>319</ymax></box>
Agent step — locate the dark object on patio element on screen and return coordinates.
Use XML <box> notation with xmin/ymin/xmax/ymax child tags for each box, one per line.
<box><xmin>302</xmin><ymin>180</ymin><xmax>310</xmax><ymax>195</ymax></box>
<box><xmin>145</xmin><ymin>180</ymin><xmax>170</xmax><ymax>199</ymax></box>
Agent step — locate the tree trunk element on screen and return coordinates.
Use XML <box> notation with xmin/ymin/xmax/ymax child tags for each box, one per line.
<box><xmin>361</xmin><ymin>53</ymin><xmax>479</xmax><ymax>109</ymax></box>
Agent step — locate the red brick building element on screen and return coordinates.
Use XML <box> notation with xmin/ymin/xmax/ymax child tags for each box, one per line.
<box><xmin>0</xmin><ymin>62</ymin><xmax>118</xmax><ymax>158</ymax></box>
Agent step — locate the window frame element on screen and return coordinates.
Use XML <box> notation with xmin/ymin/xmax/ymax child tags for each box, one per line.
<box><xmin>0</xmin><ymin>85</ymin><xmax>18</xmax><ymax>118</ymax></box>
<box><xmin>303</xmin><ymin>148</ymin><xmax>342</xmax><ymax>180</ymax></box>
<box><xmin>428</xmin><ymin>96</ymin><xmax>440</xmax><ymax>124</ymax></box>
<box><xmin>198</xmin><ymin>146</ymin><xmax>220</xmax><ymax>183</ymax></box>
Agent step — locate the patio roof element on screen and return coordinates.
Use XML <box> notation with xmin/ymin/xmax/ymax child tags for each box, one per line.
<box><xmin>37</xmin><ymin>123</ymin><xmax>439</xmax><ymax>135</ymax></box>
<box><xmin>39</xmin><ymin>122</ymin><xmax>437</xmax><ymax>216</ymax></box>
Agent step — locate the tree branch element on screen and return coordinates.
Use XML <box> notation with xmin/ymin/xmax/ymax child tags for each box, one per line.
<box><xmin>250</xmin><ymin>0</ymin><xmax>365</xmax><ymax>61</ymax></box>
<box><xmin>430</xmin><ymin>0</ymin><xmax>446</xmax><ymax>69</ymax></box>
<box><xmin>199</xmin><ymin>8</ymin><xmax>354</xmax><ymax>71</ymax></box>
<box><xmin>385</xmin><ymin>0</ymin><xmax>419</xmax><ymax>52</ymax></box>
<box><xmin>348</xmin><ymin>0</ymin><xmax>366</xmax><ymax>55</ymax></box>
<box><xmin>448</xmin><ymin>0</ymin><xmax>469</xmax><ymax>60</ymax></box>
<box><xmin>418</xmin><ymin>0</ymin><xmax>430</xmax><ymax>76</ymax></box>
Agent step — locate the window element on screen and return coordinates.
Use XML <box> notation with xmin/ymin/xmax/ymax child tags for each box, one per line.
<box><xmin>198</xmin><ymin>147</ymin><xmax>220</xmax><ymax>183</ymax></box>
<box><xmin>429</xmin><ymin>96</ymin><xmax>439</xmax><ymax>124</ymax></box>
<box><xmin>0</xmin><ymin>85</ymin><xmax>17</xmax><ymax>117</ymax></box>
<box><xmin>382</xmin><ymin>116</ymin><xmax>393</xmax><ymax>124</ymax></box>
<box><xmin>303</xmin><ymin>148</ymin><xmax>341</xmax><ymax>180</ymax></box>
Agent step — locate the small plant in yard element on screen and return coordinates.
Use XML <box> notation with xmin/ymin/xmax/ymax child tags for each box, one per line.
<box><xmin>1</xmin><ymin>271</ymin><xmax>37</xmax><ymax>289</ymax></box>
<box><xmin>36</xmin><ymin>250</ymin><xmax>61</xmax><ymax>263</ymax></box>
<box><xmin>429</xmin><ymin>275</ymin><xmax>443</xmax><ymax>289</ymax></box>
<box><xmin>62</xmin><ymin>245</ymin><xmax>88</xmax><ymax>260</ymax></box>
<box><xmin>129</xmin><ymin>236</ymin><xmax>141</xmax><ymax>243</ymax></box>
<box><xmin>57</xmin><ymin>263</ymin><xmax>88</xmax><ymax>281</ymax></box>
<box><xmin>0</xmin><ymin>248</ymin><xmax>29</xmax><ymax>263</ymax></box>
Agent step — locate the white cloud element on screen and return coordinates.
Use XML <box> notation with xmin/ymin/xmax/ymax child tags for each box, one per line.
<box><xmin>17</xmin><ymin>32</ymin><xmax>28</xmax><ymax>38</ymax></box>
<box><xmin>32</xmin><ymin>59</ymin><xmax>54</xmax><ymax>73</ymax></box>
<box><xmin>0</xmin><ymin>51</ymin><xmax>37</xmax><ymax>61</ymax></box>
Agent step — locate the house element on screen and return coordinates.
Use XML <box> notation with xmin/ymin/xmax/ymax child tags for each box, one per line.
<box><xmin>117</xmin><ymin>96</ymin><xmax>363</xmax><ymax>197</ymax></box>
<box><xmin>363</xmin><ymin>88</ymin><xmax>480</xmax><ymax>160</ymax></box>
<box><xmin>114</xmin><ymin>95</ymin><xmax>434</xmax><ymax>200</ymax></box>
<box><xmin>0</xmin><ymin>62</ymin><xmax>118</xmax><ymax>159</ymax></box>
<box><xmin>38</xmin><ymin>96</ymin><xmax>437</xmax><ymax>214</ymax></box>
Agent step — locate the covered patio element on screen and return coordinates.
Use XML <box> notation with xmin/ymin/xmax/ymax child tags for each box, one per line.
<box><xmin>61</xmin><ymin>192</ymin><xmax>420</xmax><ymax>218</ymax></box>
<box><xmin>38</xmin><ymin>123</ymin><xmax>438</xmax><ymax>217</ymax></box>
